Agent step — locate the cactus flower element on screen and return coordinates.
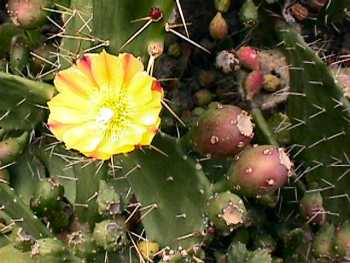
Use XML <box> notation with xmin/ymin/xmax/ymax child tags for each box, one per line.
<box><xmin>47</xmin><ymin>50</ymin><xmax>163</xmax><ymax>160</ymax></box>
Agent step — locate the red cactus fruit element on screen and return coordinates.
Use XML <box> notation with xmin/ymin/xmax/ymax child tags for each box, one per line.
<box><xmin>228</xmin><ymin>145</ymin><xmax>293</xmax><ymax>197</ymax></box>
<box><xmin>300</xmin><ymin>191</ymin><xmax>326</xmax><ymax>225</ymax></box>
<box><xmin>7</xmin><ymin>0</ymin><xmax>49</xmax><ymax>29</ymax></box>
<box><xmin>244</xmin><ymin>70</ymin><xmax>264</xmax><ymax>100</ymax></box>
<box><xmin>190</xmin><ymin>105</ymin><xmax>254</xmax><ymax>158</ymax></box>
<box><xmin>236</xmin><ymin>46</ymin><xmax>260</xmax><ymax>71</ymax></box>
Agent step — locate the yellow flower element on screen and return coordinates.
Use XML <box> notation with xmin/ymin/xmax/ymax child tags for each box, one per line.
<box><xmin>47</xmin><ymin>50</ymin><xmax>163</xmax><ymax>160</ymax></box>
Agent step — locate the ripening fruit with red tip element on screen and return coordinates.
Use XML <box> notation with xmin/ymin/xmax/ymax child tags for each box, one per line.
<box><xmin>244</xmin><ymin>70</ymin><xmax>264</xmax><ymax>100</ymax></box>
<box><xmin>236</xmin><ymin>46</ymin><xmax>260</xmax><ymax>71</ymax></box>
<box><xmin>190</xmin><ymin>105</ymin><xmax>254</xmax><ymax>158</ymax></box>
<box><xmin>228</xmin><ymin>145</ymin><xmax>293</xmax><ymax>197</ymax></box>
<box><xmin>209</xmin><ymin>12</ymin><xmax>229</xmax><ymax>40</ymax></box>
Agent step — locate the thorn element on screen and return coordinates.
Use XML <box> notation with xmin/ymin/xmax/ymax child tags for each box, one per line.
<box><xmin>161</xmin><ymin>100</ymin><xmax>186</xmax><ymax>127</ymax></box>
<box><xmin>120</xmin><ymin>19</ymin><xmax>153</xmax><ymax>51</ymax></box>
<box><xmin>175</xmin><ymin>0</ymin><xmax>190</xmax><ymax>38</ymax></box>
<box><xmin>149</xmin><ymin>144</ymin><xmax>169</xmax><ymax>157</ymax></box>
<box><xmin>165</xmin><ymin>23</ymin><xmax>211</xmax><ymax>54</ymax></box>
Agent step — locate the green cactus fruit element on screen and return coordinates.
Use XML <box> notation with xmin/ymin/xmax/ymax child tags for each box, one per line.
<box><xmin>198</xmin><ymin>70</ymin><xmax>216</xmax><ymax>87</ymax></box>
<box><xmin>215</xmin><ymin>0</ymin><xmax>231</xmax><ymax>12</ymax></box>
<box><xmin>252</xmin><ymin>231</ymin><xmax>276</xmax><ymax>253</ymax></box>
<box><xmin>10</xmin><ymin>35</ymin><xmax>28</xmax><ymax>73</ymax></box>
<box><xmin>193</xmin><ymin>89</ymin><xmax>213</xmax><ymax>106</ymax></box>
<box><xmin>209</xmin><ymin>12</ymin><xmax>229</xmax><ymax>40</ymax></box>
<box><xmin>191</xmin><ymin>105</ymin><xmax>254</xmax><ymax>158</ymax></box>
<box><xmin>67</xmin><ymin>231</ymin><xmax>96</xmax><ymax>258</ymax></box>
<box><xmin>334</xmin><ymin>221</ymin><xmax>350</xmax><ymax>258</ymax></box>
<box><xmin>31</xmin><ymin>238</ymin><xmax>66</xmax><ymax>258</ymax></box>
<box><xmin>92</xmin><ymin>218</ymin><xmax>128</xmax><ymax>252</ymax></box>
<box><xmin>30</xmin><ymin>177</ymin><xmax>64</xmax><ymax>216</ymax></box>
<box><xmin>207</xmin><ymin>191</ymin><xmax>247</xmax><ymax>234</ymax></box>
<box><xmin>227</xmin><ymin>241</ymin><xmax>272</xmax><ymax>263</ymax></box>
<box><xmin>312</xmin><ymin>223</ymin><xmax>336</xmax><ymax>259</ymax></box>
<box><xmin>236</xmin><ymin>46</ymin><xmax>260</xmax><ymax>71</ymax></box>
<box><xmin>239</xmin><ymin>0</ymin><xmax>258</xmax><ymax>27</ymax></box>
<box><xmin>97</xmin><ymin>180</ymin><xmax>122</xmax><ymax>216</ymax></box>
<box><xmin>6</xmin><ymin>0</ymin><xmax>50</xmax><ymax>29</ymax></box>
<box><xmin>0</xmin><ymin>132</ymin><xmax>28</xmax><ymax>165</ymax></box>
<box><xmin>10</xmin><ymin>227</ymin><xmax>35</xmax><ymax>252</ymax></box>
<box><xmin>228</xmin><ymin>145</ymin><xmax>293</xmax><ymax>197</ymax></box>
<box><xmin>300</xmin><ymin>191</ymin><xmax>326</xmax><ymax>225</ymax></box>
<box><xmin>267</xmin><ymin>113</ymin><xmax>291</xmax><ymax>145</ymax></box>
<box><xmin>244</xmin><ymin>70</ymin><xmax>264</xmax><ymax>100</ymax></box>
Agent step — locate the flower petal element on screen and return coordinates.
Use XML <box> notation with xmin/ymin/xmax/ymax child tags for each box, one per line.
<box><xmin>62</xmin><ymin>122</ymin><xmax>105</xmax><ymax>153</ymax></box>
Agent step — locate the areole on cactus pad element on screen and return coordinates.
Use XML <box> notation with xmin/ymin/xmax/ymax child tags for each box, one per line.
<box><xmin>47</xmin><ymin>50</ymin><xmax>163</xmax><ymax>160</ymax></box>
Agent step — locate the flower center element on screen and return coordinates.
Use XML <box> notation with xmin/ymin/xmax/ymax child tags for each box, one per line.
<box><xmin>95</xmin><ymin>91</ymin><xmax>131</xmax><ymax>142</ymax></box>
<box><xmin>97</xmin><ymin>107</ymin><xmax>115</xmax><ymax>124</ymax></box>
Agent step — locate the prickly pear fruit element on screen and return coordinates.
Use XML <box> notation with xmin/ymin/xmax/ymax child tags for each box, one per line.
<box><xmin>300</xmin><ymin>191</ymin><xmax>326</xmax><ymax>225</ymax></box>
<box><xmin>207</xmin><ymin>191</ymin><xmax>247</xmax><ymax>234</ymax></box>
<box><xmin>228</xmin><ymin>145</ymin><xmax>293</xmax><ymax>197</ymax></box>
<box><xmin>138</xmin><ymin>240</ymin><xmax>160</xmax><ymax>260</ymax></box>
<box><xmin>209</xmin><ymin>12</ymin><xmax>229</xmax><ymax>40</ymax></box>
<box><xmin>6</xmin><ymin>0</ymin><xmax>49</xmax><ymax>29</ymax></box>
<box><xmin>92</xmin><ymin>218</ymin><xmax>128</xmax><ymax>252</ymax></box>
<box><xmin>31</xmin><ymin>238</ymin><xmax>66</xmax><ymax>257</ymax></box>
<box><xmin>30</xmin><ymin>177</ymin><xmax>64</xmax><ymax>216</ymax></box>
<box><xmin>10</xmin><ymin>227</ymin><xmax>34</xmax><ymax>252</ymax></box>
<box><xmin>67</xmin><ymin>231</ymin><xmax>95</xmax><ymax>258</ymax></box>
<box><xmin>216</xmin><ymin>50</ymin><xmax>240</xmax><ymax>74</ymax></box>
<box><xmin>97</xmin><ymin>180</ymin><xmax>122</xmax><ymax>216</ymax></box>
<box><xmin>252</xmin><ymin>231</ymin><xmax>276</xmax><ymax>253</ymax></box>
<box><xmin>335</xmin><ymin>221</ymin><xmax>350</xmax><ymax>258</ymax></box>
<box><xmin>244</xmin><ymin>70</ymin><xmax>264</xmax><ymax>100</ymax></box>
<box><xmin>312</xmin><ymin>223</ymin><xmax>336</xmax><ymax>259</ymax></box>
<box><xmin>215</xmin><ymin>0</ymin><xmax>231</xmax><ymax>12</ymax></box>
<box><xmin>0</xmin><ymin>132</ymin><xmax>28</xmax><ymax>165</ymax></box>
<box><xmin>190</xmin><ymin>105</ymin><xmax>254</xmax><ymax>158</ymax></box>
<box><xmin>239</xmin><ymin>0</ymin><xmax>258</xmax><ymax>27</ymax></box>
<box><xmin>236</xmin><ymin>46</ymin><xmax>260</xmax><ymax>71</ymax></box>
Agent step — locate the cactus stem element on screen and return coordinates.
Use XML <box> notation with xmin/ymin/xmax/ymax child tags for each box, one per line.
<box><xmin>250</xmin><ymin>106</ymin><xmax>278</xmax><ymax>146</ymax></box>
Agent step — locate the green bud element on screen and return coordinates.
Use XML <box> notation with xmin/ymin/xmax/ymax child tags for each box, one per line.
<box><xmin>67</xmin><ymin>231</ymin><xmax>96</xmax><ymax>258</ymax></box>
<box><xmin>193</xmin><ymin>89</ymin><xmax>213</xmax><ymax>106</ymax></box>
<box><xmin>0</xmin><ymin>132</ymin><xmax>28</xmax><ymax>165</ymax></box>
<box><xmin>97</xmin><ymin>180</ymin><xmax>122</xmax><ymax>216</ymax></box>
<box><xmin>300</xmin><ymin>191</ymin><xmax>326</xmax><ymax>225</ymax></box>
<box><xmin>10</xmin><ymin>227</ymin><xmax>35</xmax><ymax>252</ymax></box>
<box><xmin>93</xmin><ymin>218</ymin><xmax>128</xmax><ymax>252</ymax></box>
<box><xmin>313</xmin><ymin>223</ymin><xmax>336</xmax><ymax>258</ymax></box>
<box><xmin>335</xmin><ymin>221</ymin><xmax>350</xmax><ymax>258</ymax></box>
<box><xmin>30</xmin><ymin>177</ymin><xmax>64</xmax><ymax>216</ymax></box>
<box><xmin>10</xmin><ymin>35</ymin><xmax>28</xmax><ymax>73</ymax></box>
<box><xmin>239</xmin><ymin>0</ymin><xmax>258</xmax><ymax>27</ymax></box>
<box><xmin>215</xmin><ymin>0</ymin><xmax>231</xmax><ymax>12</ymax></box>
